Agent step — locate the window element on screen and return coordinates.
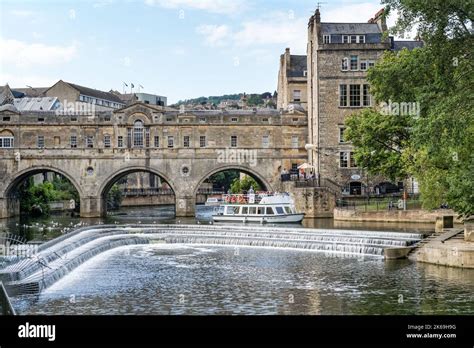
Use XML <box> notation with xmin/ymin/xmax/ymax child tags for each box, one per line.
<box><xmin>249</xmin><ymin>207</ymin><xmax>257</xmax><ymax>215</ymax></box>
<box><xmin>257</xmin><ymin>207</ymin><xmax>265</xmax><ymax>215</ymax></box>
<box><xmin>0</xmin><ymin>137</ymin><xmax>14</xmax><ymax>148</ymax></box>
<box><xmin>70</xmin><ymin>135</ymin><xmax>77</xmax><ymax>148</ymax></box>
<box><xmin>166</xmin><ymin>117</ymin><xmax>173</xmax><ymax>122</ymax></box>
<box><xmin>199</xmin><ymin>117</ymin><xmax>206</xmax><ymax>123</ymax></box>
<box><xmin>262</xmin><ymin>118</ymin><xmax>269</xmax><ymax>123</ymax></box>
<box><xmin>118</xmin><ymin>136</ymin><xmax>124</xmax><ymax>148</ymax></box>
<box><xmin>86</xmin><ymin>136</ymin><xmax>94</xmax><ymax>148</ymax></box>
<box><xmin>360</xmin><ymin>60</ymin><xmax>368</xmax><ymax>71</ymax></box>
<box><xmin>323</xmin><ymin>35</ymin><xmax>331</xmax><ymax>44</ymax></box>
<box><xmin>350</xmin><ymin>35</ymin><xmax>357</xmax><ymax>43</ymax></box>
<box><xmin>3</xmin><ymin>117</ymin><xmax>10</xmax><ymax>122</ymax></box>
<box><xmin>262</xmin><ymin>135</ymin><xmax>269</xmax><ymax>148</ymax></box>
<box><xmin>231</xmin><ymin>136</ymin><xmax>238</xmax><ymax>148</ymax></box>
<box><xmin>241</xmin><ymin>207</ymin><xmax>249</xmax><ymax>215</ymax></box>
<box><xmin>350</xmin><ymin>55</ymin><xmax>358</xmax><ymax>70</ymax></box>
<box><xmin>339</xmin><ymin>127</ymin><xmax>346</xmax><ymax>143</ymax></box>
<box><xmin>359</xmin><ymin>35</ymin><xmax>365</xmax><ymax>43</ymax></box>
<box><xmin>266</xmin><ymin>207</ymin><xmax>275</xmax><ymax>215</ymax></box>
<box><xmin>104</xmin><ymin>135</ymin><xmax>111</xmax><ymax>148</ymax></box>
<box><xmin>363</xmin><ymin>84</ymin><xmax>371</xmax><ymax>106</ymax></box>
<box><xmin>38</xmin><ymin>117</ymin><xmax>44</xmax><ymax>122</ymax></box>
<box><xmin>284</xmin><ymin>206</ymin><xmax>292</xmax><ymax>214</ymax></box>
<box><xmin>342</xmin><ymin>35</ymin><xmax>349</xmax><ymax>43</ymax></box>
<box><xmin>275</xmin><ymin>207</ymin><xmax>284</xmax><ymax>215</ymax></box>
<box><xmin>133</xmin><ymin>120</ymin><xmax>144</xmax><ymax>147</ymax></box>
<box><xmin>231</xmin><ymin>117</ymin><xmax>238</xmax><ymax>123</ymax></box>
<box><xmin>291</xmin><ymin>136</ymin><xmax>298</xmax><ymax>149</ymax></box>
<box><xmin>350</xmin><ymin>152</ymin><xmax>358</xmax><ymax>167</ymax></box>
<box><xmin>341</xmin><ymin>57</ymin><xmax>349</xmax><ymax>71</ymax></box>
<box><xmin>200</xmin><ymin>136</ymin><xmax>206</xmax><ymax>148</ymax></box>
<box><xmin>339</xmin><ymin>85</ymin><xmax>348</xmax><ymax>107</ymax></box>
<box><xmin>183</xmin><ymin>136</ymin><xmax>190</xmax><ymax>148</ymax></box>
<box><xmin>293</xmin><ymin>90</ymin><xmax>301</xmax><ymax>102</ymax></box>
<box><xmin>71</xmin><ymin>117</ymin><xmax>78</xmax><ymax>122</ymax></box>
<box><xmin>145</xmin><ymin>128</ymin><xmax>150</xmax><ymax>147</ymax></box>
<box><xmin>168</xmin><ymin>136</ymin><xmax>174</xmax><ymax>148</ymax></box>
<box><xmin>37</xmin><ymin>136</ymin><xmax>45</xmax><ymax>149</ymax></box>
<box><xmin>340</xmin><ymin>152</ymin><xmax>349</xmax><ymax>168</ymax></box>
<box><xmin>349</xmin><ymin>84</ymin><xmax>361</xmax><ymax>107</ymax></box>
<box><xmin>154</xmin><ymin>136</ymin><xmax>160</xmax><ymax>148</ymax></box>
<box><xmin>368</xmin><ymin>60</ymin><xmax>376</xmax><ymax>68</ymax></box>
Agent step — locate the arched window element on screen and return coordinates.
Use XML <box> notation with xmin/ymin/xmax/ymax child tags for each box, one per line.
<box><xmin>0</xmin><ymin>129</ymin><xmax>14</xmax><ymax>148</ymax></box>
<box><xmin>133</xmin><ymin>120</ymin><xmax>144</xmax><ymax>147</ymax></box>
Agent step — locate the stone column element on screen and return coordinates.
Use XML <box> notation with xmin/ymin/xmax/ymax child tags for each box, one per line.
<box><xmin>80</xmin><ymin>196</ymin><xmax>104</xmax><ymax>218</ymax></box>
<box><xmin>175</xmin><ymin>195</ymin><xmax>196</xmax><ymax>217</ymax></box>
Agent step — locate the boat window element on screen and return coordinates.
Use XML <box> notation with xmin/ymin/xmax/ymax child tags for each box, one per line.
<box><xmin>275</xmin><ymin>207</ymin><xmax>285</xmax><ymax>214</ymax></box>
<box><xmin>249</xmin><ymin>207</ymin><xmax>257</xmax><ymax>215</ymax></box>
<box><xmin>284</xmin><ymin>206</ymin><xmax>292</xmax><ymax>214</ymax></box>
<box><xmin>241</xmin><ymin>207</ymin><xmax>248</xmax><ymax>215</ymax></box>
<box><xmin>227</xmin><ymin>206</ymin><xmax>239</xmax><ymax>215</ymax></box>
<box><xmin>257</xmin><ymin>207</ymin><xmax>265</xmax><ymax>215</ymax></box>
<box><xmin>266</xmin><ymin>207</ymin><xmax>275</xmax><ymax>215</ymax></box>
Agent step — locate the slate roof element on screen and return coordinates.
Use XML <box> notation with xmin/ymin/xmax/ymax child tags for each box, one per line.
<box><xmin>0</xmin><ymin>85</ymin><xmax>14</xmax><ymax>106</ymax></box>
<box><xmin>12</xmin><ymin>87</ymin><xmax>49</xmax><ymax>98</ymax></box>
<box><xmin>66</xmin><ymin>82</ymin><xmax>125</xmax><ymax>104</ymax></box>
<box><xmin>14</xmin><ymin>97</ymin><xmax>60</xmax><ymax>111</ymax></box>
<box><xmin>321</xmin><ymin>23</ymin><xmax>381</xmax><ymax>35</ymax></box>
<box><xmin>392</xmin><ymin>40</ymin><xmax>424</xmax><ymax>51</ymax></box>
<box><xmin>287</xmin><ymin>55</ymin><xmax>307</xmax><ymax>78</ymax></box>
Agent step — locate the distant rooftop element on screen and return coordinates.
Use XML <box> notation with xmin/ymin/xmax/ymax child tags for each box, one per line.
<box><xmin>12</xmin><ymin>87</ymin><xmax>49</xmax><ymax>98</ymax></box>
<box><xmin>14</xmin><ymin>97</ymin><xmax>60</xmax><ymax>111</ymax></box>
<box><xmin>64</xmin><ymin>82</ymin><xmax>125</xmax><ymax>104</ymax></box>
<box><xmin>321</xmin><ymin>22</ymin><xmax>381</xmax><ymax>35</ymax></box>
<box><xmin>288</xmin><ymin>55</ymin><xmax>307</xmax><ymax>78</ymax></box>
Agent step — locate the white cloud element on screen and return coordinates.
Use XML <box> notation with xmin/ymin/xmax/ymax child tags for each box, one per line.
<box><xmin>93</xmin><ymin>0</ymin><xmax>114</xmax><ymax>8</ymax></box>
<box><xmin>196</xmin><ymin>25</ymin><xmax>231</xmax><ymax>47</ymax></box>
<box><xmin>0</xmin><ymin>37</ymin><xmax>78</xmax><ymax>68</ymax></box>
<box><xmin>9</xmin><ymin>10</ymin><xmax>35</xmax><ymax>17</ymax></box>
<box><xmin>144</xmin><ymin>0</ymin><xmax>248</xmax><ymax>15</ymax></box>
<box><xmin>233</xmin><ymin>12</ymin><xmax>307</xmax><ymax>53</ymax></box>
<box><xmin>69</xmin><ymin>9</ymin><xmax>76</xmax><ymax>20</ymax></box>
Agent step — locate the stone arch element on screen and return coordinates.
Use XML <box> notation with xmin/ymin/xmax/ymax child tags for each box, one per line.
<box><xmin>193</xmin><ymin>164</ymin><xmax>273</xmax><ymax>197</ymax></box>
<box><xmin>98</xmin><ymin>166</ymin><xmax>178</xmax><ymax>217</ymax></box>
<box><xmin>0</xmin><ymin>129</ymin><xmax>14</xmax><ymax>136</ymax></box>
<box><xmin>2</xmin><ymin>165</ymin><xmax>83</xmax><ymax>199</ymax></box>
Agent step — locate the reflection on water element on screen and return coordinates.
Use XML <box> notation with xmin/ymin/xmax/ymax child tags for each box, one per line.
<box><xmin>0</xmin><ymin>205</ymin><xmax>436</xmax><ymax>243</ymax></box>
<box><xmin>11</xmin><ymin>245</ymin><xmax>474</xmax><ymax>315</ymax></box>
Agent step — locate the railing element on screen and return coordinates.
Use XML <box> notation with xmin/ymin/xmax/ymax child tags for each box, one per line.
<box><xmin>0</xmin><ymin>281</ymin><xmax>16</xmax><ymax>316</ymax></box>
<box><xmin>336</xmin><ymin>198</ymin><xmax>422</xmax><ymax>212</ymax></box>
<box><xmin>222</xmin><ymin>193</ymin><xmax>287</xmax><ymax>205</ymax></box>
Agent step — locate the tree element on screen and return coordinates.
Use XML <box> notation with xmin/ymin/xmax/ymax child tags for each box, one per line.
<box><xmin>345</xmin><ymin>0</ymin><xmax>473</xmax><ymax>217</ymax></box>
<box><xmin>208</xmin><ymin>171</ymin><xmax>240</xmax><ymax>192</ymax></box>
<box><xmin>230</xmin><ymin>176</ymin><xmax>262</xmax><ymax>194</ymax></box>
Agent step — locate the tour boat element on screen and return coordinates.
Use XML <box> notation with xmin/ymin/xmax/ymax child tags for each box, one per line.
<box><xmin>212</xmin><ymin>192</ymin><xmax>305</xmax><ymax>223</ymax></box>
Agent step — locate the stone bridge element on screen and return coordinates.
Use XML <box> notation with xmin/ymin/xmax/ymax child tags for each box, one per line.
<box><xmin>0</xmin><ymin>103</ymin><xmax>308</xmax><ymax>218</ymax></box>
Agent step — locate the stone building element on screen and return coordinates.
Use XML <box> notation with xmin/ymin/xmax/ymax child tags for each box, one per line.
<box><xmin>306</xmin><ymin>8</ymin><xmax>423</xmax><ymax>195</ymax></box>
<box><xmin>277</xmin><ymin>48</ymin><xmax>308</xmax><ymax>111</ymax></box>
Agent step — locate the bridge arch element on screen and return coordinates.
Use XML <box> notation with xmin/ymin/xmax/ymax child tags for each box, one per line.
<box><xmin>98</xmin><ymin>166</ymin><xmax>178</xmax><ymax>217</ymax></box>
<box><xmin>193</xmin><ymin>164</ymin><xmax>273</xmax><ymax>197</ymax></box>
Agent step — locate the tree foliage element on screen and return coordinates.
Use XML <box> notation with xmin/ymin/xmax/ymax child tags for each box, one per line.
<box><xmin>230</xmin><ymin>176</ymin><xmax>262</xmax><ymax>194</ymax></box>
<box><xmin>345</xmin><ymin>0</ymin><xmax>473</xmax><ymax>217</ymax></box>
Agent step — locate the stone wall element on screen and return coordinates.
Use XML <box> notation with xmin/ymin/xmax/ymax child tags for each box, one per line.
<box><xmin>334</xmin><ymin>208</ymin><xmax>463</xmax><ymax>223</ymax></box>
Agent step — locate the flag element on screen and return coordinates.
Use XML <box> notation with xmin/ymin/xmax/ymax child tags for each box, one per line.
<box><xmin>131</xmin><ymin>83</ymin><xmax>135</xmax><ymax>88</ymax></box>
<box><xmin>139</xmin><ymin>85</ymin><xmax>144</xmax><ymax>89</ymax></box>
<box><xmin>123</xmin><ymin>82</ymin><xmax>128</xmax><ymax>87</ymax></box>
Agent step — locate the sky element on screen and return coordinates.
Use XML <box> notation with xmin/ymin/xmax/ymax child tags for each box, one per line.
<box><xmin>0</xmin><ymin>0</ymin><xmax>411</xmax><ymax>104</ymax></box>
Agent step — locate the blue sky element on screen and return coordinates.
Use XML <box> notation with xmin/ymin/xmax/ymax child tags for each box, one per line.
<box><xmin>0</xmin><ymin>0</ymin><xmax>407</xmax><ymax>104</ymax></box>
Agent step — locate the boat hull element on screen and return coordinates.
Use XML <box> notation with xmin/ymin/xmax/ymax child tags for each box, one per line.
<box><xmin>212</xmin><ymin>214</ymin><xmax>305</xmax><ymax>224</ymax></box>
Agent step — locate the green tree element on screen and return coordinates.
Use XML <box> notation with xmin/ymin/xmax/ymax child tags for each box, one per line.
<box><xmin>106</xmin><ymin>184</ymin><xmax>123</xmax><ymax>211</ymax></box>
<box><xmin>345</xmin><ymin>0</ymin><xmax>474</xmax><ymax>217</ymax></box>
<box><xmin>230</xmin><ymin>176</ymin><xmax>262</xmax><ymax>194</ymax></box>
<box><xmin>208</xmin><ymin>171</ymin><xmax>240</xmax><ymax>192</ymax></box>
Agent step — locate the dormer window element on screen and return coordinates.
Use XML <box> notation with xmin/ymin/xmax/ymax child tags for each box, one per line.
<box><xmin>342</xmin><ymin>35</ymin><xmax>349</xmax><ymax>43</ymax></box>
<box><xmin>323</xmin><ymin>35</ymin><xmax>331</xmax><ymax>44</ymax></box>
<box><xmin>359</xmin><ymin>35</ymin><xmax>365</xmax><ymax>43</ymax></box>
<box><xmin>350</xmin><ymin>35</ymin><xmax>357</xmax><ymax>43</ymax></box>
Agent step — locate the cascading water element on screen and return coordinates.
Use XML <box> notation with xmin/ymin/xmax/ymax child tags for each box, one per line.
<box><xmin>0</xmin><ymin>224</ymin><xmax>424</xmax><ymax>295</ymax></box>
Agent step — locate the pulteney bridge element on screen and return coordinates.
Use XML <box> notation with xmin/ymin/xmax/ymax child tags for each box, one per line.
<box><xmin>0</xmin><ymin>103</ymin><xmax>308</xmax><ymax>218</ymax></box>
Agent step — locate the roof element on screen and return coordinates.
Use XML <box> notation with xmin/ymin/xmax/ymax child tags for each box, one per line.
<box><xmin>392</xmin><ymin>40</ymin><xmax>424</xmax><ymax>51</ymax></box>
<box><xmin>65</xmin><ymin>82</ymin><xmax>125</xmax><ymax>104</ymax></box>
<box><xmin>11</xmin><ymin>87</ymin><xmax>49</xmax><ymax>98</ymax></box>
<box><xmin>0</xmin><ymin>104</ymin><xmax>19</xmax><ymax>113</ymax></box>
<box><xmin>321</xmin><ymin>23</ymin><xmax>381</xmax><ymax>35</ymax></box>
<box><xmin>287</xmin><ymin>55</ymin><xmax>307</xmax><ymax>78</ymax></box>
<box><xmin>0</xmin><ymin>85</ymin><xmax>14</xmax><ymax>106</ymax></box>
<box><xmin>14</xmin><ymin>97</ymin><xmax>60</xmax><ymax>111</ymax></box>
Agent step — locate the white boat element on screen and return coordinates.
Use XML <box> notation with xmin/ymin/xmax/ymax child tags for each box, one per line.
<box><xmin>212</xmin><ymin>193</ymin><xmax>305</xmax><ymax>223</ymax></box>
<box><xmin>205</xmin><ymin>197</ymin><xmax>223</xmax><ymax>206</ymax></box>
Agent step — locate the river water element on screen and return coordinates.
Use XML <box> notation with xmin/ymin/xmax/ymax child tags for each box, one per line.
<box><xmin>2</xmin><ymin>206</ymin><xmax>473</xmax><ymax>315</ymax></box>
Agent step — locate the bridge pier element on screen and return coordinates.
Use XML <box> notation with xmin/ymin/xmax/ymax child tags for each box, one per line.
<box><xmin>176</xmin><ymin>196</ymin><xmax>196</xmax><ymax>217</ymax></box>
<box><xmin>0</xmin><ymin>197</ymin><xmax>20</xmax><ymax>219</ymax></box>
<box><xmin>80</xmin><ymin>196</ymin><xmax>104</xmax><ymax>218</ymax></box>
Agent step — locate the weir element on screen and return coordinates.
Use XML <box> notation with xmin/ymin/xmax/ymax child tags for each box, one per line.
<box><xmin>0</xmin><ymin>225</ymin><xmax>424</xmax><ymax>295</ymax></box>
